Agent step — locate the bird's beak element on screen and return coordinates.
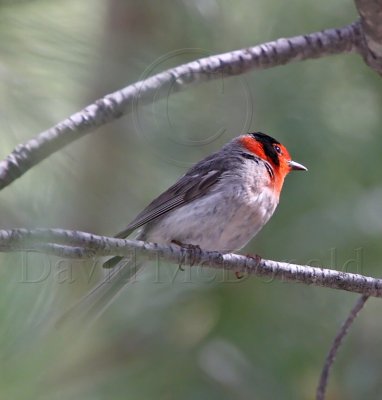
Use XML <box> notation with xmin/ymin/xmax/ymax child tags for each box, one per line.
<box><xmin>288</xmin><ymin>160</ymin><xmax>308</xmax><ymax>171</ymax></box>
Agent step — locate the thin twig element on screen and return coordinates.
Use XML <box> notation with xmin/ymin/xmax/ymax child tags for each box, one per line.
<box><xmin>316</xmin><ymin>295</ymin><xmax>369</xmax><ymax>400</ymax></box>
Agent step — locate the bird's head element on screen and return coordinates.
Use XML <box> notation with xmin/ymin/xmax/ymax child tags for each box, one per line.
<box><xmin>239</xmin><ymin>132</ymin><xmax>307</xmax><ymax>193</ymax></box>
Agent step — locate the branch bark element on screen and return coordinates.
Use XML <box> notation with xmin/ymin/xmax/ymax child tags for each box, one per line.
<box><xmin>0</xmin><ymin>22</ymin><xmax>361</xmax><ymax>191</ymax></box>
<box><xmin>355</xmin><ymin>0</ymin><xmax>382</xmax><ymax>73</ymax></box>
<box><xmin>1</xmin><ymin>228</ymin><xmax>382</xmax><ymax>298</ymax></box>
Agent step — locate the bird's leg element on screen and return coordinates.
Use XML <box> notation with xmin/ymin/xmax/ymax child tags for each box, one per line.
<box><xmin>171</xmin><ymin>240</ymin><xmax>202</xmax><ymax>269</ymax></box>
<box><xmin>247</xmin><ymin>253</ymin><xmax>262</xmax><ymax>265</ymax></box>
<box><xmin>235</xmin><ymin>254</ymin><xmax>262</xmax><ymax>279</ymax></box>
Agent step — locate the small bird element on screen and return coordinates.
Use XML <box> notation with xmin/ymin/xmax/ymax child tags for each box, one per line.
<box><xmin>63</xmin><ymin>132</ymin><xmax>306</xmax><ymax>323</ymax></box>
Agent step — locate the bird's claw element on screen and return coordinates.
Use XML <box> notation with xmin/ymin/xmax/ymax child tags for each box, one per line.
<box><xmin>171</xmin><ymin>240</ymin><xmax>202</xmax><ymax>269</ymax></box>
<box><xmin>246</xmin><ymin>253</ymin><xmax>262</xmax><ymax>266</ymax></box>
<box><xmin>235</xmin><ymin>254</ymin><xmax>262</xmax><ymax>279</ymax></box>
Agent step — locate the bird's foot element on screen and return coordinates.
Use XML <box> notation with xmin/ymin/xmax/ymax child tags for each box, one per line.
<box><xmin>171</xmin><ymin>240</ymin><xmax>202</xmax><ymax>268</ymax></box>
<box><xmin>235</xmin><ymin>254</ymin><xmax>262</xmax><ymax>279</ymax></box>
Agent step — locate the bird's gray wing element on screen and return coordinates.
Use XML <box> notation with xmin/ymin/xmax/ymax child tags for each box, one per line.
<box><xmin>114</xmin><ymin>168</ymin><xmax>223</xmax><ymax>239</ymax></box>
<box><xmin>102</xmin><ymin>168</ymin><xmax>223</xmax><ymax>269</ymax></box>
<box><xmin>104</xmin><ymin>150</ymin><xmax>236</xmax><ymax>270</ymax></box>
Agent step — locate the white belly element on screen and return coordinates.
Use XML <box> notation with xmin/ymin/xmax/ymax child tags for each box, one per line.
<box><xmin>144</xmin><ymin>187</ymin><xmax>278</xmax><ymax>253</ymax></box>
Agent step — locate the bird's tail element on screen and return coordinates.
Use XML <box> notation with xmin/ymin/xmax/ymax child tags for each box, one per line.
<box><xmin>56</xmin><ymin>255</ymin><xmax>143</xmax><ymax>327</ymax></box>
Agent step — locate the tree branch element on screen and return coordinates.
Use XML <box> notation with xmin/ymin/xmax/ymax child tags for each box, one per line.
<box><xmin>1</xmin><ymin>228</ymin><xmax>382</xmax><ymax>298</ymax></box>
<box><xmin>0</xmin><ymin>22</ymin><xmax>361</xmax><ymax>191</ymax></box>
<box><xmin>355</xmin><ymin>0</ymin><xmax>382</xmax><ymax>73</ymax></box>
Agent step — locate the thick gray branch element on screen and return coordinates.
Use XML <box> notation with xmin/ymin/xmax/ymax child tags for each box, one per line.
<box><xmin>355</xmin><ymin>0</ymin><xmax>382</xmax><ymax>73</ymax></box>
<box><xmin>1</xmin><ymin>228</ymin><xmax>382</xmax><ymax>298</ymax></box>
<box><xmin>0</xmin><ymin>22</ymin><xmax>361</xmax><ymax>191</ymax></box>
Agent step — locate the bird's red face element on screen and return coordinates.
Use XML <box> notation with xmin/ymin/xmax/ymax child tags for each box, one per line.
<box><xmin>240</xmin><ymin>132</ymin><xmax>307</xmax><ymax>194</ymax></box>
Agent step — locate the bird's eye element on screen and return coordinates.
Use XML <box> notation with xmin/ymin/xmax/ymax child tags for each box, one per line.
<box><xmin>274</xmin><ymin>144</ymin><xmax>282</xmax><ymax>154</ymax></box>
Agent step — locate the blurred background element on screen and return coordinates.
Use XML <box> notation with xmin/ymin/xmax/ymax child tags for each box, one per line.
<box><xmin>0</xmin><ymin>0</ymin><xmax>382</xmax><ymax>399</ymax></box>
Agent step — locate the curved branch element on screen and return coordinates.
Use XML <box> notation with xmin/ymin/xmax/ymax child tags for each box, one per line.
<box><xmin>316</xmin><ymin>295</ymin><xmax>369</xmax><ymax>400</ymax></box>
<box><xmin>1</xmin><ymin>228</ymin><xmax>382</xmax><ymax>298</ymax></box>
<box><xmin>0</xmin><ymin>22</ymin><xmax>361</xmax><ymax>191</ymax></box>
<box><xmin>355</xmin><ymin>0</ymin><xmax>382</xmax><ymax>73</ymax></box>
